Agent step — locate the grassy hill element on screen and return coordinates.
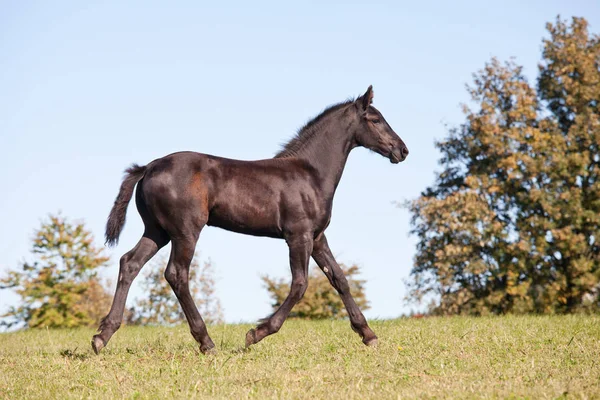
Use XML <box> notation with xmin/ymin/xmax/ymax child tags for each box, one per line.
<box><xmin>1</xmin><ymin>316</ymin><xmax>599</xmax><ymax>399</ymax></box>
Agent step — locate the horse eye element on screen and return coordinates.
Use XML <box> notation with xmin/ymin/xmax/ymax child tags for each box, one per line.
<box><xmin>372</xmin><ymin>118</ymin><xmax>381</xmax><ymax>124</ymax></box>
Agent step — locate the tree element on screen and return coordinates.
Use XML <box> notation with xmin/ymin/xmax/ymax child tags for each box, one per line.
<box><xmin>262</xmin><ymin>263</ymin><xmax>369</xmax><ymax>319</ymax></box>
<box><xmin>126</xmin><ymin>252</ymin><xmax>223</xmax><ymax>325</ymax></box>
<box><xmin>80</xmin><ymin>277</ymin><xmax>114</xmax><ymax>328</ymax></box>
<box><xmin>0</xmin><ymin>214</ymin><xmax>112</xmax><ymax>328</ymax></box>
<box><xmin>536</xmin><ymin>17</ymin><xmax>600</xmax><ymax>311</ymax></box>
<box><xmin>407</xmin><ymin>16</ymin><xmax>600</xmax><ymax>315</ymax></box>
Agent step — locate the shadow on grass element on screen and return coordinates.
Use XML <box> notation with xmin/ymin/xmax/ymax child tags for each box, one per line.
<box><xmin>59</xmin><ymin>348</ymin><xmax>90</xmax><ymax>361</ymax></box>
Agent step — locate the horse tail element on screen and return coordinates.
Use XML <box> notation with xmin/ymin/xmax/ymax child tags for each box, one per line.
<box><xmin>105</xmin><ymin>164</ymin><xmax>147</xmax><ymax>247</ymax></box>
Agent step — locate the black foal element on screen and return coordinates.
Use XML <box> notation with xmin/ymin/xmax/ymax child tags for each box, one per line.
<box><xmin>92</xmin><ymin>86</ymin><xmax>408</xmax><ymax>354</ymax></box>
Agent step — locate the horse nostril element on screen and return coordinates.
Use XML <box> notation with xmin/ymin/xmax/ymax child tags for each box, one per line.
<box><xmin>401</xmin><ymin>147</ymin><xmax>409</xmax><ymax>157</ymax></box>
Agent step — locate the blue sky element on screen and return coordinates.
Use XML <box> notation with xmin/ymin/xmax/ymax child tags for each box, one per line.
<box><xmin>1</xmin><ymin>1</ymin><xmax>599</xmax><ymax>324</ymax></box>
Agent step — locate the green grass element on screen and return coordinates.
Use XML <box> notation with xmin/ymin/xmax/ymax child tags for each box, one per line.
<box><xmin>1</xmin><ymin>316</ymin><xmax>599</xmax><ymax>399</ymax></box>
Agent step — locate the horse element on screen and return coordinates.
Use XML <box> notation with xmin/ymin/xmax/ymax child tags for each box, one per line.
<box><xmin>92</xmin><ymin>86</ymin><xmax>408</xmax><ymax>355</ymax></box>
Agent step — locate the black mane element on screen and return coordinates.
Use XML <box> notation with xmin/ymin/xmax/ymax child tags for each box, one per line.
<box><xmin>274</xmin><ymin>99</ymin><xmax>354</xmax><ymax>158</ymax></box>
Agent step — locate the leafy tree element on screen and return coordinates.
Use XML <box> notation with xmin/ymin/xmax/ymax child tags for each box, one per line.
<box><xmin>407</xmin><ymin>16</ymin><xmax>600</xmax><ymax>315</ymax></box>
<box><xmin>262</xmin><ymin>264</ymin><xmax>369</xmax><ymax>319</ymax></box>
<box><xmin>126</xmin><ymin>252</ymin><xmax>223</xmax><ymax>325</ymax></box>
<box><xmin>0</xmin><ymin>214</ymin><xmax>111</xmax><ymax>328</ymax></box>
<box><xmin>536</xmin><ymin>17</ymin><xmax>600</xmax><ymax>311</ymax></box>
<box><xmin>80</xmin><ymin>277</ymin><xmax>113</xmax><ymax>328</ymax></box>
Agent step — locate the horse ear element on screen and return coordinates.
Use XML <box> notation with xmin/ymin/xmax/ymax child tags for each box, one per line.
<box><xmin>357</xmin><ymin>85</ymin><xmax>374</xmax><ymax>112</ymax></box>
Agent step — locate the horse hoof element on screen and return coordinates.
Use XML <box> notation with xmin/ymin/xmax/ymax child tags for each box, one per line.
<box><xmin>91</xmin><ymin>336</ymin><xmax>105</xmax><ymax>355</ymax></box>
<box><xmin>364</xmin><ymin>337</ymin><xmax>379</xmax><ymax>347</ymax></box>
<box><xmin>245</xmin><ymin>329</ymin><xmax>257</xmax><ymax>348</ymax></box>
<box><xmin>202</xmin><ymin>346</ymin><xmax>217</xmax><ymax>356</ymax></box>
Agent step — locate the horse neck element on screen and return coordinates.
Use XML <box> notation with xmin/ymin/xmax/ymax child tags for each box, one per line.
<box><xmin>294</xmin><ymin>111</ymin><xmax>358</xmax><ymax>195</ymax></box>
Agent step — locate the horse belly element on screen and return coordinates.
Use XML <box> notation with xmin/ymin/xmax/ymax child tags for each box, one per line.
<box><xmin>207</xmin><ymin>194</ymin><xmax>283</xmax><ymax>238</ymax></box>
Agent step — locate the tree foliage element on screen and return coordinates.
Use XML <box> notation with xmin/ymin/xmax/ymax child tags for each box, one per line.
<box><xmin>126</xmin><ymin>252</ymin><xmax>223</xmax><ymax>325</ymax></box>
<box><xmin>262</xmin><ymin>264</ymin><xmax>369</xmax><ymax>319</ymax></box>
<box><xmin>0</xmin><ymin>214</ymin><xmax>111</xmax><ymax>328</ymax></box>
<box><xmin>407</xmin><ymin>17</ymin><xmax>600</xmax><ymax>315</ymax></box>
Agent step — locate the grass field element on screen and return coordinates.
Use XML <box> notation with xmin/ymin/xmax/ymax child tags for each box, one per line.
<box><xmin>1</xmin><ymin>316</ymin><xmax>599</xmax><ymax>399</ymax></box>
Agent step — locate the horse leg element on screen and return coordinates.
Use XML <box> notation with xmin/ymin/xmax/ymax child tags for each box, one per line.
<box><xmin>246</xmin><ymin>232</ymin><xmax>312</xmax><ymax>347</ymax></box>
<box><xmin>92</xmin><ymin>228</ymin><xmax>168</xmax><ymax>354</ymax></box>
<box><xmin>165</xmin><ymin>234</ymin><xmax>216</xmax><ymax>354</ymax></box>
<box><xmin>312</xmin><ymin>234</ymin><xmax>378</xmax><ymax>346</ymax></box>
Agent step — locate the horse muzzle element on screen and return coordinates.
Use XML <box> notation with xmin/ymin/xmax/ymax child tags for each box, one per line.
<box><xmin>389</xmin><ymin>146</ymin><xmax>409</xmax><ymax>163</ymax></box>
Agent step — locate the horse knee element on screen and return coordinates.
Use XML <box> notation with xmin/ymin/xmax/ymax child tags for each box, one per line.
<box><xmin>290</xmin><ymin>278</ymin><xmax>308</xmax><ymax>300</ymax></box>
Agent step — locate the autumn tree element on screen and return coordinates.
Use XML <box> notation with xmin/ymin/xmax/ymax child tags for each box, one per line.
<box><xmin>0</xmin><ymin>214</ymin><xmax>112</xmax><ymax>328</ymax></box>
<box><xmin>407</xmin><ymin>16</ymin><xmax>600</xmax><ymax>315</ymax></box>
<box><xmin>262</xmin><ymin>263</ymin><xmax>369</xmax><ymax>319</ymax></box>
<box><xmin>536</xmin><ymin>17</ymin><xmax>600</xmax><ymax>311</ymax></box>
<box><xmin>126</xmin><ymin>252</ymin><xmax>223</xmax><ymax>325</ymax></box>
